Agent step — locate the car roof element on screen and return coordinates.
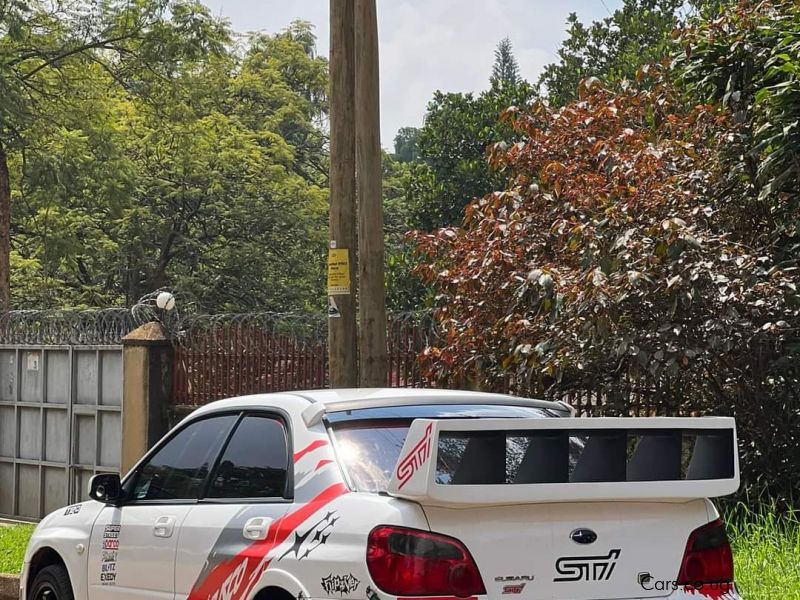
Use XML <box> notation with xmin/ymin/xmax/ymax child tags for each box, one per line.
<box><xmin>189</xmin><ymin>388</ymin><xmax>567</xmax><ymax>420</ymax></box>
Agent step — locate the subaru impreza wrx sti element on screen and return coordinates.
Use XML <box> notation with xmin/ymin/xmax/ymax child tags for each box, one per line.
<box><xmin>21</xmin><ymin>389</ymin><xmax>741</xmax><ymax>600</ymax></box>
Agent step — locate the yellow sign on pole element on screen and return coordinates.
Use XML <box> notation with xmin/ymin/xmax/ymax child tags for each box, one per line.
<box><xmin>327</xmin><ymin>248</ymin><xmax>351</xmax><ymax>295</ymax></box>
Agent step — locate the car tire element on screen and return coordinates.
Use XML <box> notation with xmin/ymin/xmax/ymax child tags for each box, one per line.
<box><xmin>29</xmin><ymin>564</ymin><xmax>75</xmax><ymax>600</ymax></box>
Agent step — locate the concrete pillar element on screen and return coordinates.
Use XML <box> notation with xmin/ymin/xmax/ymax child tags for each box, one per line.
<box><xmin>121</xmin><ymin>322</ymin><xmax>173</xmax><ymax>474</ymax></box>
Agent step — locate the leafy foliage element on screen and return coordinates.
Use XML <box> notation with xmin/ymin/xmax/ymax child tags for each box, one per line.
<box><xmin>413</xmin><ymin>76</ymin><xmax>800</xmax><ymax>500</ymax></box>
<box><xmin>677</xmin><ymin>0</ymin><xmax>800</xmax><ymax>264</ymax></box>
<box><xmin>383</xmin><ymin>152</ymin><xmax>430</xmax><ymax>311</ymax></box>
<box><xmin>539</xmin><ymin>0</ymin><xmax>688</xmax><ymax>106</ymax></box>
<box><xmin>410</xmin><ymin>75</ymin><xmax>534</xmax><ymax>231</ymax></box>
<box><xmin>3</xmin><ymin>4</ymin><xmax>329</xmax><ymax>312</ymax></box>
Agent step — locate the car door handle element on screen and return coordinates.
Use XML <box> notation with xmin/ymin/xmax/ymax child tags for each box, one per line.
<box><xmin>153</xmin><ymin>515</ymin><xmax>176</xmax><ymax>538</ymax></box>
<box><xmin>243</xmin><ymin>517</ymin><xmax>272</xmax><ymax>541</ymax></box>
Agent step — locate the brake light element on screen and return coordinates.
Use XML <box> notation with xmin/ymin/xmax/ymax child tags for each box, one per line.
<box><xmin>367</xmin><ymin>526</ymin><xmax>486</xmax><ymax>598</ymax></box>
<box><xmin>677</xmin><ymin>519</ymin><xmax>734</xmax><ymax>591</ymax></box>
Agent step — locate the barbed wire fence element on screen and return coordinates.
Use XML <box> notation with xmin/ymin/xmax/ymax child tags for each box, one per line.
<box><xmin>0</xmin><ymin>292</ymin><xmax>439</xmax><ymax>406</ymax></box>
<box><xmin>0</xmin><ymin>308</ymin><xmax>139</xmax><ymax>345</ymax></box>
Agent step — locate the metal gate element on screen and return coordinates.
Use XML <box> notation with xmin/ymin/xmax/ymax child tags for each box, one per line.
<box><xmin>0</xmin><ymin>345</ymin><xmax>123</xmax><ymax>520</ymax></box>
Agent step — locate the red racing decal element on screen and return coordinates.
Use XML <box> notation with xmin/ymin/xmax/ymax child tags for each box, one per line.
<box><xmin>294</xmin><ymin>439</ymin><xmax>329</xmax><ymax>463</ymax></box>
<box><xmin>315</xmin><ymin>459</ymin><xmax>333</xmax><ymax>471</ymax></box>
<box><xmin>188</xmin><ymin>482</ymin><xmax>348</xmax><ymax>600</ymax></box>
<box><xmin>396</xmin><ymin>423</ymin><xmax>433</xmax><ymax>489</ymax></box>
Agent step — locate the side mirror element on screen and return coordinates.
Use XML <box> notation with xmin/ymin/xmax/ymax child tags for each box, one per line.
<box><xmin>89</xmin><ymin>473</ymin><xmax>123</xmax><ymax>506</ymax></box>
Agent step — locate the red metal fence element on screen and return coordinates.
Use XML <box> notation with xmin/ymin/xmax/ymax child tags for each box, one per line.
<box><xmin>172</xmin><ymin>311</ymin><xmax>721</xmax><ymax>418</ymax></box>
<box><xmin>172</xmin><ymin>314</ymin><xmax>435</xmax><ymax>407</ymax></box>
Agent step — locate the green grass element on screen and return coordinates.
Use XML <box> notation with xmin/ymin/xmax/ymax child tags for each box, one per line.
<box><xmin>0</xmin><ymin>507</ymin><xmax>798</xmax><ymax>596</ymax></box>
<box><xmin>726</xmin><ymin>503</ymin><xmax>800</xmax><ymax>599</ymax></box>
<box><xmin>0</xmin><ymin>524</ymin><xmax>35</xmax><ymax>574</ymax></box>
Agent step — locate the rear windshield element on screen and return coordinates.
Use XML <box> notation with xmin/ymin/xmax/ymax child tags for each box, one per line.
<box><xmin>327</xmin><ymin>404</ymin><xmax>556</xmax><ymax>492</ymax></box>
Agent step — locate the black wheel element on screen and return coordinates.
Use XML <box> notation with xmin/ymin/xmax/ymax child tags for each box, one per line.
<box><xmin>29</xmin><ymin>564</ymin><xmax>74</xmax><ymax>600</ymax></box>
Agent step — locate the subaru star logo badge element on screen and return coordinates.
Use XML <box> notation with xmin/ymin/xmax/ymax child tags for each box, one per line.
<box><xmin>569</xmin><ymin>528</ymin><xmax>597</xmax><ymax>545</ymax></box>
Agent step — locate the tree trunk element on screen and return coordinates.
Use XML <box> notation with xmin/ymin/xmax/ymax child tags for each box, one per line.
<box><xmin>0</xmin><ymin>141</ymin><xmax>10</xmax><ymax>313</ymax></box>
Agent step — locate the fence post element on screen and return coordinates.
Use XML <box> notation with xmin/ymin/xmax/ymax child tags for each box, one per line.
<box><xmin>121</xmin><ymin>322</ymin><xmax>173</xmax><ymax>473</ymax></box>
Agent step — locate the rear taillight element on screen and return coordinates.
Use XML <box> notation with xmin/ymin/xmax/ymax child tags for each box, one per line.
<box><xmin>367</xmin><ymin>526</ymin><xmax>486</xmax><ymax>598</ymax></box>
<box><xmin>677</xmin><ymin>519</ymin><xmax>734</xmax><ymax>591</ymax></box>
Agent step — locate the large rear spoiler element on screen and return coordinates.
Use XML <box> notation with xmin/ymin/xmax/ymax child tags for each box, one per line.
<box><xmin>387</xmin><ymin>417</ymin><xmax>739</xmax><ymax>506</ymax></box>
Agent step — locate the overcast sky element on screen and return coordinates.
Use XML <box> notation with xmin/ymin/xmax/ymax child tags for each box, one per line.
<box><xmin>201</xmin><ymin>0</ymin><xmax>622</xmax><ymax>147</ymax></box>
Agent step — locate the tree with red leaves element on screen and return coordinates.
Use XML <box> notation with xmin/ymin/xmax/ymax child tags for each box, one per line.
<box><xmin>415</xmin><ymin>74</ymin><xmax>796</xmax><ymax>400</ymax></box>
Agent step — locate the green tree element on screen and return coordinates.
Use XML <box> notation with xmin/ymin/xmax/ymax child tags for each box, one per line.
<box><xmin>393</xmin><ymin>126</ymin><xmax>420</xmax><ymax>163</ymax></box>
<box><xmin>383</xmin><ymin>152</ymin><xmax>431</xmax><ymax>311</ymax></box>
<box><xmin>676</xmin><ymin>0</ymin><xmax>800</xmax><ymax>265</ymax></box>
<box><xmin>491</xmin><ymin>37</ymin><xmax>520</xmax><ymax>87</ymax></box>
<box><xmin>115</xmin><ymin>22</ymin><xmax>328</xmax><ymax>310</ymax></box>
<box><xmin>8</xmin><ymin>13</ymin><xmax>331</xmax><ymax>312</ymax></box>
<box><xmin>539</xmin><ymin>0</ymin><xmax>688</xmax><ymax>106</ymax></box>
<box><xmin>0</xmin><ymin>0</ymin><xmax>227</xmax><ymax>310</ymax></box>
<box><xmin>410</xmin><ymin>75</ymin><xmax>534</xmax><ymax>230</ymax></box>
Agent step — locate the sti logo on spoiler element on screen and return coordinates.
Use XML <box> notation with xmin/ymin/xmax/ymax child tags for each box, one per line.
<box><xmin>553</xmin><ymin>549</ymin><xmax>621</xmax><ymax>582</ymax></box>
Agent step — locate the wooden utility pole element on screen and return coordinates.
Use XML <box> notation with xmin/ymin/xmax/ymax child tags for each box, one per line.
<box><xmin>355</xmin><ymin>0</ymin><xmax>387</xmax><ymax>387</ymax></box>
<box><xmin>328</xmin><ymin>0</ymin><xmax>358</xmax><ymax>387</ymax></box>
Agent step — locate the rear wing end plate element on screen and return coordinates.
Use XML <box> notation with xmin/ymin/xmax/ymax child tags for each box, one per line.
<box><xmin>387</xmin><ymin>417</ymin><xmax>739</xmax><ymax>506</ymax></box>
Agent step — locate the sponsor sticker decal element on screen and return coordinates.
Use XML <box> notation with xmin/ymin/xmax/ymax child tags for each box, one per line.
<box><xmin>63</xmin><ymin>504</ymin><xmax>82</xmax><ymax>516</ymax></box>
<box><xmin>100</xmin><ymin>524</ymin><xmax>121</xmax><ymax>585</ymax></box>
<box><xmin>321</xmin><ymin>573</ymin><xmax>360</xmax><ymax>596</ymax></box>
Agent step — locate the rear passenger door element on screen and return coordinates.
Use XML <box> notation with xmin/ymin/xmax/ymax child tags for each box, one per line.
<box><xmin>175</xmin><ymin>413</ymin><xmax>292</xmax><ymax>599</ymax></box>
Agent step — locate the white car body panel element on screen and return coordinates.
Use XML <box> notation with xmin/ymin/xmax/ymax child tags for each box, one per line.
<box><xmin>20</xmin><ymin>389</ymin><xmax>741</xmax><ymax>600</ymax></box>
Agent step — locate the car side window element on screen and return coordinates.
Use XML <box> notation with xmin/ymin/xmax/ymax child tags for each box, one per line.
<box><xmin>131</xmin><ymin>415</ymin><xmax>237</xmax><ymax>501</ymax></box>
<box><xmin>205</xmin><ymin>415</ymin><xmax>289</xmax><ymax>499</ymax></box>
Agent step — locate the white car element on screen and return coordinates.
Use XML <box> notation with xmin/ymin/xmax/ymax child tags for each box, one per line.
<box><xmin>21</xmin><ymin>388</ymin><xmax>741</xmax><ymax>600</ymax></box>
